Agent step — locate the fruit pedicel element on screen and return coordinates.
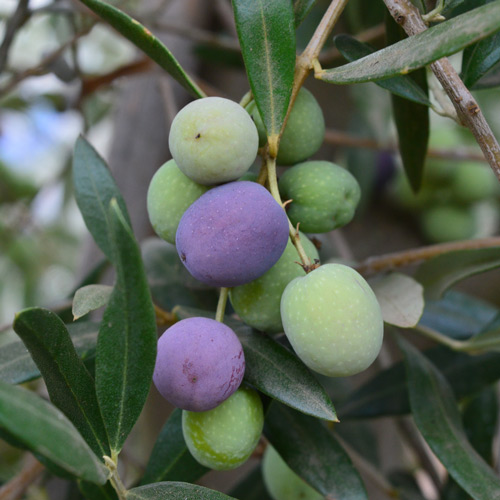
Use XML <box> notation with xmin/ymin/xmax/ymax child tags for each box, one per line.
<box><xmin>147</xmin><ymin>92</ymin><xmax>384</xmax><ymax>472</ymax></box>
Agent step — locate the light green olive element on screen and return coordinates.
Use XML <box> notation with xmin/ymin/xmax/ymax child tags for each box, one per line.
<box><xmin>247</xmin><ymin>88</ymin><xmax>325</xmax><ymax>165</ymax></box>
<box><xmin>182</xmin><ymin>387</ymin><xmax>263</xmax><ymax>470</ymax></box>
<box><xmin>147</xmin><ymin>159</ymin><xmax>209</xmax><ymax>244</ymax></box>
<box><xmin>169</xmin><ymin>97</ymin><xmax>259</xmax><ymax>185</ymax></box>
<box><xmin>419</xmin><ymin>205</ymin><xmax>475</xmax><ymax>243</ymax></box>
<box><xmin>230</xmin><ymin>233</ymin><xmax>319</xmax><ymax>333</ymax></box>
<box><xmin>281</xmin><ymin>263</ymin><xmax>383</xmax><ymax>377</ymax></box>
<box><xmin>262</xmin><ymin>445</ymin><xmax>323</xmax><ymax>500</ymax></box>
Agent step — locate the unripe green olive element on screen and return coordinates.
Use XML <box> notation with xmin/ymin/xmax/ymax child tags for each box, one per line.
<box><xmin>230</xmin><ymin>233</ymin><xmax>319</xmax><ymax>333</ymax></box>
<box><xmin>147</xmin><ymin>159</ymin><xmax>209</xmax><ymax>244</ymax></box>
<box><xmin>419</xmin><ymin>205</ymin><xmax>475</xmax><ymax>243</ymax></box>
<box><xmin>182</xmin><ymin>386</ymin><xmax>263</xmax><ymax>470</ymax></box>
<box><xmin>450</xmin><ymin>162</ymin><xmax>498</xmax><ymax>205</ymax></box>
<box><xmin>262</xmin><ymin>445</ymin><xmax>323</xmax><ymax>500</ymax></box>
<box><xmin>279</xmin><ymin>161</ymin><xmax>361</xmax><ymax>233</ymax></box>
<box><xmin>169</xmin><ymin>97</ymin><xmax>259</xmax><ymax>185</ymax></box>
<box><xmin>247</xmin><ymin>88</ymin><xmax>325</xmax><ymax>165</ymax></box>
<box><xmin>281</xmin><ymin>263</ymin><xmax>383</xmax><ymax>377</ymax></box>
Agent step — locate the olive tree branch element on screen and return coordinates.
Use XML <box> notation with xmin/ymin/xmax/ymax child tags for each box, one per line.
<box><xmin>0</xmin><ymin>0</ymin><xmax>31</xmax><ymax>74</ymax></box>
<box><xmin>0</xmin><ymin>455</ymin><xmax>44</xmax><ymax>500</ymax></box>
<box><xmin>382</xmin><ymin>0</ymin><xmax>500</xmax><ymax>181</ymax></box>
<box><xmin>355</xmin><ymin>236</ymin><xmax>500</xmax><ymax>275</ymax></box>
<box><xmin>324</xmin><ymin>128</ymin><xmax>489</xmax><ymax>162</ymax></box>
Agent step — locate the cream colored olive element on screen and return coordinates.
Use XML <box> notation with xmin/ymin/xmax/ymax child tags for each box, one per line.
<box><xmin>281</xmin><ymin>263</ymin><xmax>383</xmax><ymax>377</ymax></box>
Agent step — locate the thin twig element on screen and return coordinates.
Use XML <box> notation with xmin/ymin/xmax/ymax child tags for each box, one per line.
<box><xmin>382</xmin><ymin>0</ymin><xmax>500</xmax><ymax>180</ymax></box>
<box><xmin>355</xmin><ymin>237</ymin><xmax>500</xmax><ymax>275</ymax></box>
<box><xmin>324</xmin><ymin>128</ymin><xmax>488</xmax><ymax>162</ymax></box>
<box><xmin>0</xmin><ymin>455</ymin><xmax>45</xmax><ymax>500</ymax></box>
<box><xmin>0</xmin><ymin>25</ymin><xmax>93</xmax><ymax>98</ymax></box>
<box><xmin>152</xmin><ymin>21</ymin><xmax>240</xmax><ymax>53</ymax></box>
<box><xmin>0</xmin><ymin>0</ymin><xmax>30</xmax><ymax>74</ymax></box>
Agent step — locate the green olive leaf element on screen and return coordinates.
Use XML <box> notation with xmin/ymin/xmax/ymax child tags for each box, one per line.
<box><xmin>318</xmin><ymin>1</ymin><xmax>500</xmax><ymax>84</ymax></box>
<box><xmin>79</xmin><ymin>0</ymin><xmax>204</xmax><ymax>98</ymax></box>
<box><xmin>415</xmin><ymin>246</ymin><xmax>500</xmax><ymax>300</ymax></box>
<box><xmin>398</xmin><ymin>337</ymin><xmax>500</xmax><ymax>500</ymax></box>
<box><xmin>126</xmin><ymin>483</ymin><xmax>236</xmax><ymax>500</ymax></box>
<box><xmin>73</xmin><ymin>136</ymin><xmax>131</xmax><ymax>261</ymax></box>
<box><xmin>0</xmin><ymin>381</ymin><xmax>108</xmax><ymax>484</ymax></box>
<box><xmin>334</xmin><ymin>34</ymin><xmax>431</xmax><ymax>106</ymax></box>
<box><xmin>95</xmin><ymin>200</ymin><xmax>157</xmax><ymax>455</ymax></box>
<box><xmin>0</xmin><ymin>321</ymin><xmax>99</xmax><ymax>385</ymax></box>
<box><xmin>13</xmin><ymin>308</ymin><xmax>110</xmax><ymax>458</ymax></box>
<box><xmin>73</xmin><ymin>284</ymin><xmax>113</xmax><ymax>320</ymax></box>
<box><xmin>265</xmin><ymin>403</ymin><xmax>367</xmax><ymax>500</ymax></box>
<box><xmin>369</xmin><ymin>273</ymin><xmax>424</xmax><ymax>328</ymax></box>
<box><xmin>232</xmin><ymin>0</ymin><xmax>296</xmax><ymax>152</ymax></box>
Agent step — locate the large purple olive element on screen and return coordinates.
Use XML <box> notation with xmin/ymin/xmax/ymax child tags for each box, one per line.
<box><xmin>153</xmin><ymin>317</ymin><xmax>245</xmax><ymax>412</ymax></box>
<box><xmin>175</xmin><ymin>181</ymin><xmax>289</xmax><ymax>287</ymax></box>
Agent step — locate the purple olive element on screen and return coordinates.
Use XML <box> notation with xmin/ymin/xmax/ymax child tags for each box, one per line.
<box><xmin>153</xmin><ymin>317</ymin><xmax>245</xmax><ymax>412</ymax></box>
<box><xmin>175</xmin><ymin>181</ymin><xmax>289</xmax><ymax>287</ymax></box>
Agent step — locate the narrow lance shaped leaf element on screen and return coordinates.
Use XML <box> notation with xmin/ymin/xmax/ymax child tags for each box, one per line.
<box><xmin>73</xmin><ymin>136</ymin><xmax>131</xmax><ymax>261</ymax></box>
<box><xmin>79</xmin><ymin>0</ymin><xmax>204</xmax><ymax>98</ymax></box>
<box><xmin>386</xmin><ymin>14</ymin><xmax>429</xmax><ymax>192</ymax></box>
<box><xmin>141</xmin><ymin>408</ymin><xmax>208</xmax><ymax>485</ymax></box>
<box><xmin>175</xmin><ymin>306</ymin><xmax>337</xmax><ymax>422</ymax></box>
<box><xmin>0</xmin><ymin>321</ymin><xmax>99</xmax><ymax>385</ymax></box>
<box><xmin>96</xmin><ymin>199</ymin><xmax>157</xmax><ymax>454</ymax></box>
<box><xmin>318</xmin><ymin>1</ymin><xmax>500</xmax><ymax>84</ymax></box>
<box><xmin>13</xmin><ymin>308</ymin><xmax>110</xmax><ymax>458</ymax></box>
<box><xmin>398</xmin><ymin>337</ymin><xmax>500</xmax><ymax>500</ymax></box>
<box><xmin>0</xmin><ymin>380</ymin><xmax>108</xmax><ymax>484</ymax></box>
<box><xmin>265</xmin><ymin>403</ymin><xmax>367</xmax><ymax>500</ymax></box>
<box><xmin>338</xmin><ymin>346</ymin><xmax>500</xmax><ymax>419</ymax></box>
<box><xmin>415</xmin><ymin>246</ymin><xmax>500</xmax><ymax>300</ymax></box>
<box><xmin>126</xmin><ymin>483</ymin><xmax>236</xmax><ymax>500</ymax></box>
<box><xmin>334</xmin><ymin>34</ymin><xmax>431</xmax><ymax>106</ymax></box>
<box><xmin>73</xmin><ymin>284</ymin><xmax>113</xmax><ymax>320</ymax></box>
<box><xmin>294</xmin><ymin>0</ymin><xmax>317</xmax><ymax>26</ymax></box>
<box><xmin>232</xmin><ymin>0</ymin><xmax>296</xmax><ymax>155</ymax></box>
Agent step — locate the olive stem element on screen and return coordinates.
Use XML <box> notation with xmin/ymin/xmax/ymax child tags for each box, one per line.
<box><xmin>215</xmin><ymin>287</ymin><xmax>229</xmax><ymax>323</ymax></box>
<box><xmin>265</xmin><ymin>156</ymin><xmax>312</xmax><ymax>270</ymax></box>
<box><xmin>239</xmin><ymin>90</ymin><xmax>252</xmax><ymax>108</ymax></box>
<box><xmin>104</xmin><ymin>456</ymin><xmax>127</xmax><ymax>500</ymax></box>
<box><xmin>355</xmin><ymin>236</ymin><xmax>500</xmax><ymax>276</ymax></box>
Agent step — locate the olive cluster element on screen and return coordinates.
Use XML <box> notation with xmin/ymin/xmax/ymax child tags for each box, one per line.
<box><xmin>147</xmin><ymin>90</ymin><xmax>384</xmax><ymax>473</ymax></box>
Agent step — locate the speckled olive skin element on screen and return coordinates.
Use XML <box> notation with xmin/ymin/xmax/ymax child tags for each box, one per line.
<box><xmin>281</xmin><ymin>264</ymin><xmax>383</xmax><ymax>377</ymax></box>
<box><xmin>262</xmin><ymin>445</ymin><xmax>323</xmax><ymax>500</ymax></box>
<box><xmin>182</xmin><ymin>386</ymin><xmax>263</xmax><ymax>470</ymax></box>
<box><xmin>247</xmin><ymin>88</ymin><xmax>325</xmax><ymax>166</ymax></box>
<box><xmin>279</xmin><ymin>161</ymin><xmax>361</xmax><ymax>233</ymax></box>
<box><xmin>153</xmin><ymin>317</ymin><xmax>244</xmax><ymax>411</ymax></box>
<box><xmin>147</xmin><ymin>160</ymin><xmax>209</xmax><ymax>244</ymax></box>
<box><xmin>176</xmin><ymin>181</ymin><xmax>289</xmax><ymax>287</ymax></box>
<box><xmin>230</xmin><ymin>233</ymin><xmax>319</xmax><ymax>334</ymax></box>
<box><xmin>169</xmin><ymin>97</ymin><xmax>259</xmax><ymax>185</ymax></box>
